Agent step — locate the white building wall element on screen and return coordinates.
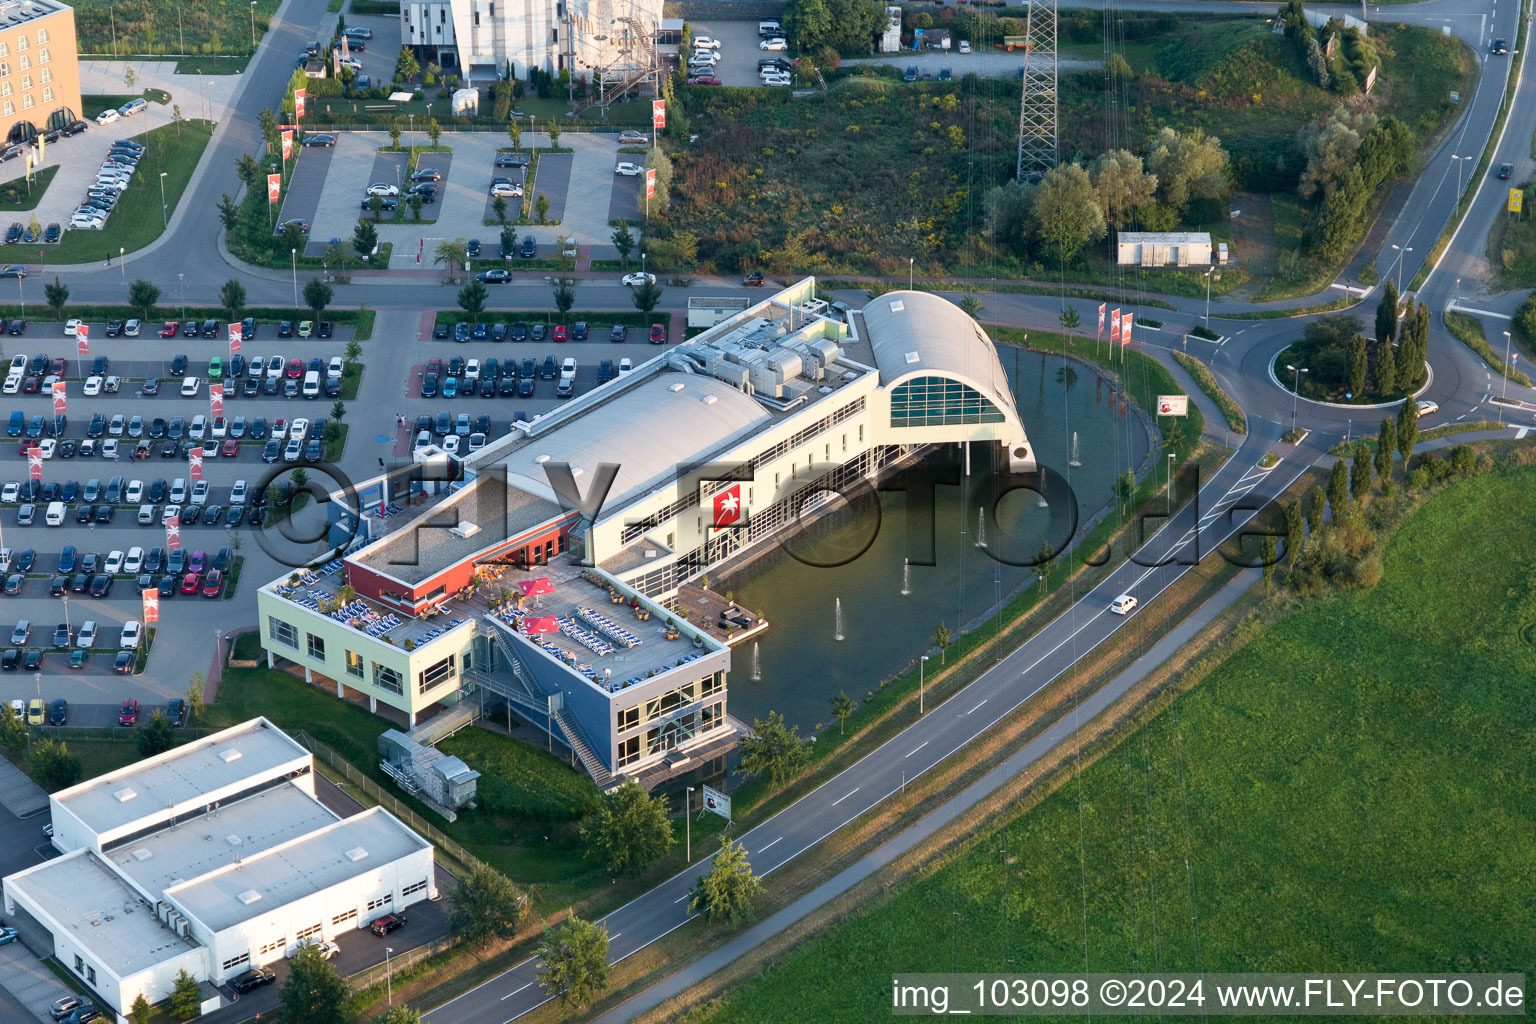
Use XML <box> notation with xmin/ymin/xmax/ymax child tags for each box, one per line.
<box><xmin>120</xmin><ymin>947</ymin><xmax>209</xmax><ymax>1019</ymax></box>
<box><xmin>192</xmin><ymin>846</ymin><xmax>437</xmax><ymax>982</ymax></box>
<box><xmin>402</xmin><ymin>0</ymin><xmax>662</xmax><ymax>79</ymax></box>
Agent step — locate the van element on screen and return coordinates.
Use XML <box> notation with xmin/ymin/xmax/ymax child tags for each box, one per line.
<box><xmin>759</xmin><ymin>19</ymin><xmax>782</xmax><ymax>35</ymax></box>
<box><xmin>45</xmin><ymin>501</ymin><xmax>64</xmax><ymax>526</ymax></box>
<box><xmin>137</xmin><ymin>504</ymin><xmax>155</xmax><ymax>524</ymax></box>
<box><xmin>1109</xmin><ymin>594</ymin><xmax>1138</xmax><ymax>616</ymax></box>
<box><xmin>106</xmin><ymin>476</ymin><xmax>124</xmax><ymax>502</ymax></box>
<box><xmin>302</xmin><ymin>370</ymin><xmax>321</xmax><ymax>398</ymax></box>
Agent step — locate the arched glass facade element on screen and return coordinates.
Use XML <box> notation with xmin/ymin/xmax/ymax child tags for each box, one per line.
<box><xmin>889</xmin><ymin>375</ymin><xmax>1006</xmax><ymax>428</ymax></box>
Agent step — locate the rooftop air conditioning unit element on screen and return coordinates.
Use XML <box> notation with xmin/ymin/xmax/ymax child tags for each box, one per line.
<box><xmin>450</xmin><ymin>522</ymin><xmax>481</xmax><ymax>539</ymax></box>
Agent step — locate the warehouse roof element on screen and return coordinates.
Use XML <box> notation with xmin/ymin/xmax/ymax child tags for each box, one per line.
<box><xmin>858</xmin><ymin>290</ymin><xmax>1021</xmax><ymax>422</ymax></box>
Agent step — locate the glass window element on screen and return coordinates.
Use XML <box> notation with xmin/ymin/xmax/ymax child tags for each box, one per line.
<box><xmin>36</xmin><ymin>29</ymin><xmax>46</xmax><ymax>44</ymax></box>
<box><xmin>306</xmin><ymin>633</ymin><xmax>326</xmax><ymax>661</ymax></box>
<box><xmin>0</xmin><ymin>63</ymin><xmax>10</xmax><ymax>78</ymax></box>
<box><xmin>1</xmin><ymin>83</ymin><xmax>11</xmax><ymax>97</ymax></box>
<box><xmin>17</xmin><ymin>55</ymin><xmax>28</xmax><ymax>70</ymax></box>
<box><xmin>345</xmin><ymin>649</ymin><xmax>364</xmax><ymax>678</ymax></box>
<box><xmin>19</xmin><ymin>74</ymin><xmax>30</xmax><ymax>90</ymax></box>
<box><xmin>617</xmin><ymin>704</ymin><xmax>640</xmax><ymax>731</ymax></box>
<box><xmin>417</xmin><ymin>654</ymin><xmax>456</xmax><ymax>694</ymax></box>
<box><xmin>40</xmin><ymin>86</ymin><xmax>50</xmax><ymax>102</ymax></box>
<box><xmin>2</xmin><ymin>100</ymin><xmax>12</xmax><ymax>116</ymax></box>
<box><xmin>15</xmin><ymin>36</ymin><xmax>28</xmax><ymax>50</ymax></box>
<box><xmin>268</xmin><ymin>616</ymin><xmax>298</xmax><ymax>648</ymax></box>
<box><xmin>0</xmin><ymin>43</ymin><xmax>9</xmax><ymax>57</ymax></box>
<box><xmin>373</xmin><ymin>663</ymin><xmax>403</xmax><ymax>695</ymax></box>
<box><xmin>402</xmin><ymin>878</ymin><xmax>428</xmax><ymax>896</ymax></box>
<box><xmin>221</xmin><ymin>952</ymin><xmax>249</xmax><ymax>971</ymax></box>
<box><xmin>38</xmin><ymin>67</ymin><xmax>48</xmax><ymax>83</ymax></box>
<box><xmin>37</xmin><ymin>48</ymin><xmax>48</xmax><ymax>62</ymax></box>
<box><xmin>889</xmin><ymin>376</ymin><xmax>1006</xmax><ymax>428</ymax></box>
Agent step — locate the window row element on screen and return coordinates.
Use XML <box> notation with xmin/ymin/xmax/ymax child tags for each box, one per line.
<box><xmin>0</xmin><ymin>30</ymin><xmax>47</xmax><ymax>58</ymax></box>
<box><xmin>889</xmin><ymin>376</ymin><xmax>1006</xmax><ymax>428</ymax></box>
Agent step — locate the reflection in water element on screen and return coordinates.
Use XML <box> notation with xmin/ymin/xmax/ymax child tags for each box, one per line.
<box><xmin>720</xmin><ymin>351</ymin><xmax>1151</xmax><ymax>730</ymax></box>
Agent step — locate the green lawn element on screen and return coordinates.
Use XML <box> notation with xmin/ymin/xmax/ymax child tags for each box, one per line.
<box><xmin>72</xmin><ymin>0</ymin><xmax>280</xmax><ymax>56</ymax></box>
<box><xmin>44</xmin><ymin>120</ymin><xmax>213</xmax><ymax>264</ymax></box>
<box><xmin>439</xmin><ymin>728</ymin><xmax>599</xmax><ymax>820</ymax></box>
<box><xmin>0</xmin><ymin>167</ymin><xmax>59</xmax><ymax>211</ymax></box>
<box><xmin>681</xmin><ymin>465</ymin><xmax>1536</xmax><ymax>1022</ymax></box>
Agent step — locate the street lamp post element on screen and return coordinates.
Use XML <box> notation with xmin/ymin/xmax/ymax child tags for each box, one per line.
<box><xmin>1203</xmin><ymin>267</ymin><xmax>1214</xmax><ymax>322</ymax></box>
<box><xmin>158</xmin><ymin>171</ymin><xmax>168</xmax><ymax>229</ymax></box>
<box><xmin>291</xmin><ymin>248</ymin><xmax>298</xmax><ymax>305</ymax></box>
<box><xmin>61</xmin><ymin>595</ymin><xmax>68</xmax><ymax>637</ymax></box>
<box><xmin>685</xmin><ymin>786</ymin><xmax>694</xmax><ymax>861</ymax></box>
<box><xmin>178</xmin><ymin>273</ymin><xmax>185</xmax><ymax>321</ymax></box>
<box><xmin>919</xmin><ymin>655</ymin><xmax>929</xmax><ymax>714</ymax></box>
<box><xmin>384</xmin><ymin>947</ymin><xmax>393</xmax><ymax>1005</ymax></box>
<box><xmin>1390</xmin><ymin>244</ymin><xmax>1412</xmax><ymax>292</ymax></box>
<box><xmin>249</xmin><ymin>1</ymin><xmax>257</xmax><ymax>51</ymax></box>
<box><xmin>908</xmin><ymin>257</ymin><xmax>913</xmax><ymax>291</ymax></box>
<box><xmin>118</xmin><ymin>247</ymin><xmax>125</xmax><ymax>283</ymax></box>
<box><xmin>1500</xmin><ymin>330</ymin><xmax>1513</xmax><ymax>422</ymax></box>
<box><xmin>1452</xmin><ymin>153</ymin><xmax>1471</xmax><ymax>197</ymax></box>
<box><xmin>1286</xmin><ymin>364</ymin><xmax>1308</xmax><ymax>431</ymax></box>
<box><xmin>1166</xmin><ymin>452</ymin><xmax>1175</xmax><ymax>516</ymax></box>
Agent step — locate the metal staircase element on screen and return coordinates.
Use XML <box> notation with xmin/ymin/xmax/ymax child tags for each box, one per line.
<box><xmin>551</xmin><ymin>704</ymin><xmax>614</xmax><ymax>789</ymax></box>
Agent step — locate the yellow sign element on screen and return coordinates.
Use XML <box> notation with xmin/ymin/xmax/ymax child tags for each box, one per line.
<box><xmin>1510</xmin><ymin>188</ymin><xmax>1524</xmax><ymax>214</ymax></box>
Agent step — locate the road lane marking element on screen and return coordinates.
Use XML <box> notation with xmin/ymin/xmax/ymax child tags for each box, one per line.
<box><xmin>501</xmin><ymin>983</ymin><xmax>533</xmax><ymax>1000</ymax></box>
<box><xmin>759</xmin><ymin>836</ymin><xmax>783</xmax><ymax>852</ymax></box>
<box><xmin>831</xmin><ymin>788</ymin><xmax>860</xmax><ymax>806</ymax></box>
<box><xmin>968</xmin><ymin>699</ymin><xmax>987</xmax><ymax>715</ymax></box>
<box><xmin>906</xmin><ymin>741</ymin><xmax>928</xmax><ymax>758</ymax></box>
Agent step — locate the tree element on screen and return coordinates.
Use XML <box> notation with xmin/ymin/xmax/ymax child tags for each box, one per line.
<box><xmin>434</xmin><ymin>237</ymin><xmax>468</xmax><ymax>280</ymax></box>
<box><xmin>547</xmin><ymin>119</ymin><xmax>560</xmax><ymax>148</ymax></box>
<box><xmin>368</xmin><ymin>194</ymin><xmax>384</xmax><ymax>222</ymax></box>
<box><xmin>1090</xmin><ymin>149</ymin><xmax>1158</xmax><ymax>229</ymax></box>
<box><xmin>1298</xmin><ymin>108</ymin><xmax>1376</xmax><ymax>200</ymax></box>
<box><xmin>631</xmin><ymin>279</ymin><xmax>663</xmax><ymax>314</ymax></box>
<box><xmin>217</xmin><ymin>192</ymin><xmax>240</xmax><ymax>232</ymax></box>
<box><xmin>1058</xmin><ymin>306</ymin><xmax>1081</xmax><ymax>332</ymax></box>
<box><xmin>537</xmin><ymin>914</ymin><xmax>609</xmax><ymax>1011</ymax></box>
<box><xmin>345</xmin><ymin>339</ymin><xmax>362</xmax><ymax>366</ymax></box>
<box><xmin>829</xmin><ymin>691</ymin><xmax>854</xmax><ymax>735</ymax></box>
<box><xmin>1376</xmin><ymin>417</ymin><xmax>1396</xmax><ymax>480</ymax></box>
<box><xmin>169</xmin><ymin>968</ymin><xmax>202</xmax><ymax>1019</ymax></box>
<box><xmin>124</xmin><ymin>66</ymin><xmax>138</xmax><ymax>92</ymax></box>
<box><xmin>128</xmin><ymin>992</ymin><xmax>154</xmax><ymax>1024</ymax></box>
<box><xmin>138</xmin><ymin>710</ymin><xmax>175</xmax><ymax>757</ymax></box>
<box><xmin>738</xmin><ymin>710</ymin><xmax>809</xmax><ymax>787</ymax></box>
<box><xmin>187</xmin><ymin>672</ymin><xmax>205</xmax><ymax>723</ymax></box>
<box><xmin>1284</xmin><ymin>499</ymin><xmax>1304</xmax><ymax>563</ymax></box>
<box><xmin>449</xmin><ymin>863</ymin><xmax>527</xmax><ymax>947</ymax></box>
<box><xmin>1113</xmin><ymin>468</ymin><xmax>1136</xmax><ymax>517</ymax></box>
<box><xmin>1351</xmin><ymin>442</ymin><xmax>1373</xmax><ymax>500</ymax></box>
<box><xmin>29</xmin><ymin>738</ymin><xmax>82</xmax><ymax>790</ymax></box>
<box><xmin>408</xmin><ymin>193</ymin><xmax>425</xmax><ymax>221</ymax></box>
<box><xmin>387</xmin><ymin>117</ymin><xmax>402</xmax><ymax>150</ymax></box>
<box><xmin>1327</xmin><ymin>458</ymin><xmax>1350</xmax><ymax>519</ymax></box>
<box><xmin>375</xmin><ymin>1009</ymin><xmax>422</xmax><ymax>1024</ymax></box>
<box><xmin>427</xmin><ymin>116</ymin><xmax>442</xmax><ymax>147</ymax></box>
<box><xmin>1261</xmin><ymin>534</ymin><xmax>1277</xmax><ymax>595</ymax></box>
<box><xmin>280</xmin><ymin>220</ymin><xmax>306</xmax><ymax>254</ymax></box>
<box><xmin>507</xmin><ymin>121</ymin><xmax>522</xmax><ymax>151</ymax></box>
<box><xmin>235</xmin><ymin>153</ymin><xmax>262</xmax><ymax>193</ymax></box>
<box><xmin>0</xmin><ymin>702</ymin><xmax>23</xmax><ymax>759</ymax></box>
<box><xmin>331</xmin><ymin>400</ymin><xmax>347</xmax><ymax>421</ymax></box>
<box><xmin>1348</xmin><ymin>333</ymin><xmax>1368</xmax><ymax>398</ymax></box>
<box><xmin>500</xmin><ymin>224</ymin><xmax>517</xmax><ymax>256</ymax></box>
<box><xmin>44</xmin><ymin>276</ymin><xmax>68</xmax><ymax>320</ymax></box>
<box><xmin>352</xmin><ymin>219</ymin><xmax>378</xmax><ymax>260</ymax></box>
<box><xmin>1374</xmin><ymin>336</ymin><xmax>1397</xmax><ymax>396</ymax></box>
<box><xmin>1034</xmin><ymin>539</ymin><xmax>1056</xmax><ymax>594</ymax></box>
<box><xmin>259</xmin><ymin>106</ymin><xmax>279</xmax><ymax>157</ymax></box>
<box><xmin>1146</xmin><ymin>126</ymin><xmax>1230</xmax><ymax>216</ymax></box>
<box><xmin>984</xmin><ymin>180</ymin><xmax>1037</xmax><ymax>255</ymax></box>
<box><xmin>220</xmin><ymin>279</ymin><xmax>246</xmax><ymax>322</ymax></box>
<box><xmin>172</xmin><ymin>103</ymin><xmax>183</xmax><ymax>136</ymax></box>
<box><xmin>534</xmin><ymin>192</ymin><xmax>550</xmax><ymax>224</ymax></box>
<box><xmin>784</xmin><ymin>0</ymin><xmax>833</xmax><ymax>51</ymax></box>
<box><xmin>1032</xmin><ymin>163</ymin><xmax>1105</xmax><ymax>264</ymax></box>
<box><xmin>458</xmin><ymin>279</ymin><xmax>488</xmax><ymax>315</ymax></box>
<box><xmin>931</xmin><ymin>620</ymin><xmax>954</xmax><ymax>664</ymax></box>
<box><xmin>689</xmin><ymin>835</ymin><xmax>762</xmax><ymax>924</ymax></box>
<box><xmin>304</xmin><ymin>278</ymin><xmax>333</xmax><ymax>318</ymax></box>
<box><xmin>581</xmin><ymin>780</ymin><xmax>673</xmax><ymax>874</ymax></box>
<box><xmin>1375</xmin><ymin>277</ymin><xmax>1399</xmax><ymax>346</ymax></box>
<box><xmin>958</xmin><ymin>291</ymin><xmax>985</xmax><ymax>320</ymax></box>
<box><xmin>1306</xmin><ymin>485</ymin><xmax>1326</xmax><ymax>534</ymax></box>
<box><xmin>611</xmin><ymin>222</ymin><xmax>636</xmax><ymax>267</ymax></box>
<box><xmin>277</xmin><ymin>943</ymin><xmax>351</xmax><ymax>1024</ymax></box>
<box><xmin>553</xmin><ymin>278</ymin><xmax>576</xmax><ymax>316</ymax></box>
<box><xmin>395</xmin><ymin>47</ymin><xmax>420</xmax><ymax>82</ymax></box>
<box><xmin>128</xmin><ymin>279</ymin><xmax>160</xmax><ymax>320</ymax></box>
<box><xmin>1396</xmin><ymin>400</ymin><xmax>1419</xmax><ymax>469</ymax></box>
<box><xmin>492</xmin><ymin>195</ymin><xmax>508</xmax><ymax>224</ymax></box>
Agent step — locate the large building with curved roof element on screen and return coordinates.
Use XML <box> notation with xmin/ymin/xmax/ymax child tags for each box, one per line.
<box><xmin>258</xmin><ymin>279</ymin><xmax>1035</xmax><ymax>785</ymax></box>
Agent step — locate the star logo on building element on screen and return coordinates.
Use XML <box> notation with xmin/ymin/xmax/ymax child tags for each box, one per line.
<box><xmin>712</xmin><ymin>485</ymin><xmax>744</xmax><ymax>528</ymax></box>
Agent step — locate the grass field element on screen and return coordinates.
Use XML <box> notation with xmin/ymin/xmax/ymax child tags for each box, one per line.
<box><xmin>678</xmin><ymin>465</ymin><xmax>1536</xmax><ymax>1023</ymax></box>
<box><xmin>0</xmin><ymin>167</ymin><xmax>59</xmax><ymax>211</ymax></box>
<box><xmin>44</xmin><ymin>120</ymin><xmax>213</xmax><ymax>264</ymax></box>
<box><xmin>73</xmin><ymin>0</ymin><xmax>280</xmax><ymax>56</ymax></box>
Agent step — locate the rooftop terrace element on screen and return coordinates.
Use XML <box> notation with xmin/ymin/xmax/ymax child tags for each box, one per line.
<box><xmin>267</xmin><ymin>564</ymin><xmax>479</xmax><ymax>649</ymax></box>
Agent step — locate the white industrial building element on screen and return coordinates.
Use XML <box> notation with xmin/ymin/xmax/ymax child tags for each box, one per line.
<box><xmin>1115</xmin><ymin>231</ymin><xmax>1214</xmax><ymax>267</ymax></box>
<box><xmin>3</xmin><ymin>719</ymin><xmax>437</xmax><ymax>1017</ymax></box>
<box><xmin>401</xmin><ymin>0</ymin><xmax>663</xmax><ymax>83</ymax></box>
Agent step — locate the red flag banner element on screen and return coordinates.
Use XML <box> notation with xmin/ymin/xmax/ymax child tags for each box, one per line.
<box><xmin>142</xmin><ymin>588</ymin><xmax>160</xmax><ymax>624</ymax></box>
<box><xmin>1121</xmin><ymin>313</ymin><xmax>1134</xmax><ymax>345</ymax></box>
<box><xmin>76</xmin><ymin>336</ymin><xmax>88</xmax><ymax>357</ymax></box>
<box><xmin>294</xmin><ymin>89</ymin><xmax>306</xmax><ymax>119</ymax></box>
<box><xmin>652</xmin><ymin>99</ymin><xmax>666</xmax><ymax>130</ymax></box>
<box><xmin>1110</xmin><ymin>309</ymin><xmax>1122</xmax><ymax>345</ymax></box>
<box><xmin>281</xmin><ymin>130</ymin><xmax>293</xmax><ymax>161</ymax></box>
<box><xmin>228</xmin><ymin>322</ymin><xmax>243</xmax><ymax>354</ymax></box>
<box><xmin>52</xmin><ymin>382</ymin><xmax>65</xmax><ymax>416</ymax></box>
<box><xmin>27</xmin><ymin>449</ymin><xmax>41</xmax><ymax>480</ymax></box>
<box><xmin>1097</xmin><ymin>303</ymin><xmax>1106</xmax><ymax>338</ymax></box>
<box><xmin>267</xmin><ymin>173</ymin><xmax>281</xmax><ymax>204</ymax></box>
<box><xmin>188</xmin><ymin>448</ymin><xmax>204</xmax><ymax>481</ymax></box>
<box><xmin>165</xmin><ymin>514</ymin><xmax>182</xmax><ymax>552</ymax></box>
<box><xmin>210</xmin><ymin>384</ymin><xmax>224</xmax><ymax>419</ymax></box>
<box><xmin>644</xmin><ymin>168</ymin><xmax>657</xmax><ymax>200</ymax></box>
<box><xmin>712</xmin><ymin>484</ymin><xmax>743</xmax><ymax>528</ymax></box>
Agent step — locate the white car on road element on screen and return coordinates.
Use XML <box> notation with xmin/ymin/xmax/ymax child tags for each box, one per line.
<box><xmin>83</xmin><ymin>376</ymin><xmax>102</xmax><ymax>396</ymax></box>
<box><xmin>95</xmin><ymin>109</ymin><xmax>120</xmax><ymax>125</ymax></box>
<box><xmin>692</xmin><ymin>35</ymin><xmax>721</xmax><ymax>50</ymax></box>
<box><xmin>63</xmin><ymin>319</ymin><xmax>84</xmax><ymax>336</ymax></box>
<box><xmin>760</xmin><ymin>37</ymin><xmax>788</xmax><ymax>51</ymax></box>
<box><xmin>615</xmin><ymin>162</ymin><xmax>644</xmax><ymax>177</ymax></box>
<box><xmin>366</xmin><ymin>183</ymin><xmax>399</xmax><ymax>197</ymax></box>
<box><xmin>489</xmin><ymin>182</ymin><xmax>524</xmax><ymax>198</ymax></box>
<box><xmin>621</xmin><ymin>272</ymin><xmax>656</xmax><ymax>287</ymax></box>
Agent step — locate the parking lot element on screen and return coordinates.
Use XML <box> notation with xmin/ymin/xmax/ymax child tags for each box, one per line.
<box><xmin>281</xmin><ymin>129</ymin><xmax>629</xmax><ymax>265</ymax></box>
<box><xmin>683</xmin><ymin>19</ymin><xmax>783</xmax><ymax>88</ymax></box>
<box><xmin>0</xmin><ymin>317</ymin><xmax>362</xmax><ymax>709</ymax></box>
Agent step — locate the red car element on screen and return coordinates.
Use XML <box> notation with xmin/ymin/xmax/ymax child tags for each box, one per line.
<box><xmin>17</xmin><ymin>439</ymin><xmax>32</xmax><ymax>456</ymax></box>
<box><xmin>20</xmin><ymin>375</ymin><xmax>38</xmax><ymax>393</ymax></box>
<box><xmin>286</xmin><ymin>359</ymin><xmax>303</xmax><ymax>379</ymax></box>
<box><xmin>649</xmin><ymin>323</ymin><xmax>666</xmax><ymax>344</ymax></box>
<box><xmin>180</xmin><ymin>572</ymin><xmax>201</xmax><ymax>594</ymax></box>
<box><xmin>118</xmin><ymin>698</ymin><xmax>139</xmax><ymax>726</ymax></box>
<box><xmin>221</xmin><ymin>439</ymin><xmax>239</xmax><ymax>458</ymax></box>
<box><xmin>201</xmin><ymin>569</ymin><xmax>223</xmax><ymax>597</ymax></box>
<box><xmin>687</xmin><ymin>76</ymin><xmax>721</xmax><ymax>86</ymax></box>
<box><xmin>426</xmin><ymin>357</ymin><xmax>442</xmax><ymax>376</ymax></box>
<box><xmin>552</xmin><ymin>325</ymin><xmax>567</xmax><ymax>343</ymax></box>
<box><xmin>158</xmin><ymin>321</ymin><xmax>179</xmax><ymax>338</ymax></box>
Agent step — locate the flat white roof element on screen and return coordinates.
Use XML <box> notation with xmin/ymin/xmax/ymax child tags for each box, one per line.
<box><xmin>167</xmin><ymin>807</ymin><xmax>430</xmax><ymax>933</ymax></box>
<box><xmin>53</xmin><ymin>719</ymin><xmax>310</xmax><ymax>838</ymax></box>
<box><xmin>1116</xmin><ymin>231</ymin><xmax>1212</xmax><ymax>245</ymax></box>
<box><xmin>5</xmin><ymin>850</ymin><xmax>201</xmax><ymax>978</ymax></box>
<box><xmin>106</xmin><ymin>783</ymin><xmax>339</xmax><ymax>897</ymax></box>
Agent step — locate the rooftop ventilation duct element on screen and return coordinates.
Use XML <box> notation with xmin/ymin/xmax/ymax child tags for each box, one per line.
<box><xmin>345</xmin><ymin>846</ymin><xmax>369</xmax><ymax>862</ymax></box>
<box><xmin>218</xmin><ymin>749</ymin><xmax>242</xmax><ymax>763</ymax></box>
<box><xmin>237</xmin><ymin>890</ymin><xmax>262</xmax><ymax>906</ymax></box>
<box><xmin>113</xmin><ymin>787</ymin><xmax>136</xmax><ymax>803</ymax></box>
